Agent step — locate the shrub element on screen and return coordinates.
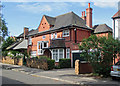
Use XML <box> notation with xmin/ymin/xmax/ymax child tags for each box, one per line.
<box><xmin>59</xmin><ymin>58</ymin><xmax>71</xmax><ymax>68</ymax></box>
<box><xmin>47</xmin><ymin>59</ymin><xmax>55</xmax><ymax>70</ymax></box>
<box><xmin>2</xmin><ymin>51</ymin><xmax>8</xmax><ymax>57</ymax></box>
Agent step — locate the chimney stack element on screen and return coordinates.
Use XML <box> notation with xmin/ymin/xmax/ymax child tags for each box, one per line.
<box><xmin>24</xmin><ymin>27</ymin><xmax>29</xmax><ymax>39</ymax></box>
<box><xmin>81</xmin><ymin>11</ymin><xmax>86</xmax><ymax>21</ymax></box>
<box><xmin>86</xmin><ymin>3</ymin><xmax>92</xmax><ymax>28</ymax></box>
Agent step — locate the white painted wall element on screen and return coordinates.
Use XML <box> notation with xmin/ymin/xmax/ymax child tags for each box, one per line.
<box><xmin>114</xmin><ymin>19</ymin><xmax>120</xmax><ymax>40</ymax></box>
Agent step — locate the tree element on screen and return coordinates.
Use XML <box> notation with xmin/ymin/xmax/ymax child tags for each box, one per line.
<box><xmin>79</xmin><ymin>35</ymin><xmax>120</xmax><ymax>77</ymax></box>
<box><xmin>0</xmin><ymin>4</ymin><xmax>8</xmax><ymax>42</ymax></box>
<box><xmin>2</xmin><ymin>37</ymin><xmax>15</xmax><ymax>51</ymax></box>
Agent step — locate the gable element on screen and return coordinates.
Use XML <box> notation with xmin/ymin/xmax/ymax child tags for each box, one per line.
<box><xmin>112</xmin><ymin>10</ymin><xmax>120</xmax><ymax>18</ymax></box>
<box><xmin>38</xmin><ymin>16</ymin><xmax>50</xmax><ymax>32</ymax></box>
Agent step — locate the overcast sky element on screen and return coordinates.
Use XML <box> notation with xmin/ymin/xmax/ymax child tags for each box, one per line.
<box><xmin>1</xmin><ymin>1</ymin><xmax>119</xmax><ymax>36</ymax></box>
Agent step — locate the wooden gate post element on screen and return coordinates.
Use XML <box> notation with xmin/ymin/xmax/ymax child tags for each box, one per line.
<box><xmin>75</xmin><ymin>60</ymin><xmax>80</xmax><ymax>75</ymax></box>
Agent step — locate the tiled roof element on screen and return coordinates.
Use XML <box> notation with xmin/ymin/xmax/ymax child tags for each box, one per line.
<box><xmin>17</xmin><ymin>29</ymin><xmax>38</xmax><ymax>37</ymax></box>
<box><xmin>112</xmin><ymin>10</ymin><xmax>120</xmax><ymax>18</ymax></box>
<box><xmin>93</xmin><ymin>24</ymin><xmax>112</xmax><ymax>33</ymax></box>
<box><xmin>44</xmin><ymin>15</ymin><xmax>56</xmax><ymax>25</ymax></box>
<box><xmin>46</xmin><ymin>11</ymin><xmax>87</xmax><ymax>30</ymax></box>
<box><xmin>6</xmin><ymin>40</ymin><xmax>23</xmax><ymax>50</ymax></box>
<box><xmin>49</xmin><ymin>38</ymin><xmax>66</xmax><ymax>48</ymax></box>
<box><xmin>18</xmin><ymin>11</ymin><xmax>90</xmax><ymax>37</ymax></box>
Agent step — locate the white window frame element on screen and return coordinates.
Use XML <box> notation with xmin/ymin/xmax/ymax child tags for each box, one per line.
<box><xmin>55</xmin><ymin>32</ymin><xmax>57</xmax><ymax>38</ymax></box>
<box><xmin>28</xmin><ymin>37</ymin><xmax>32</xmax><ymax>45</ymax></box>
<box><xmin>31</xmin><ymin>51</ymin><xmax>37</xmax><ymax>57</ymax></box>
<box><xmin>37</xmin><ymin>41</ymin><xmax>48</xmax><ymax>55</ymax></box>
<box><xmin>66</xmin><ymin>48</ymin><xmax>70</xmax><ymax>59</ymax></box>
<box><xmin>51</xmin><ymin>33</ymin><xmax>53</xmax><ymax>39</ymax></box>
<box><xmin>42</xmin><ymin>42</ymin><xmax>48</xmax><ymax>48</ymax></box>
<box><xmin>62</xmin><ymin>29</ymin><xmax>69</xmax><ymax>37</ymax></box>
<box><xmin>42</xmin><ymin>35</ymin><xmax>46</xmax><ymax>39</ymax></box>
<box><xmin>52</xmin><ymin>49</ymin><xmax>64</xmax><ymax>62</ymax></box>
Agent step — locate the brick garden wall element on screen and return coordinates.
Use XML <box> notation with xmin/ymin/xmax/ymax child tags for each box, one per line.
<box><xmin>2</xmin><ymin>56</ymin><xmax>23</xmax><ymax>66</ymax></box>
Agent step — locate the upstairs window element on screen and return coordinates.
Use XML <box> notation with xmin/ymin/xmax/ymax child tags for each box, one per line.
<box><xmin>63</xmin><ymin>29</ymin><xmax>69</xmax><ymax>37</ymax></box>
<box><xmin>55</xmin><ymin>33</ymin><xmax>57</xmax><ymax>38</ymax></box>
<box><xmin>42</xmin><ymin>35</ymin><xmax>46</xmax><ymax>39</ymax></box>
<box><xmin>51</xmin><ymin>33</ymin><xmax>53</xmax><ymax>39</ymax></box>
<box><xmin>28</xmin><ymin>37</ymin><xmax>32</xmax><ymax>45</ymax></box>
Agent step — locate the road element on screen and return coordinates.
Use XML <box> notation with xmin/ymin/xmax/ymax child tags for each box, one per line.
<box><xmin>0</xmin><ymin>63</ymin><xmax>120</xmax><ymax>86</ymax></box>
<box><xmin>1</xmin><ymin>69</ymin><xmax>72</xmax><ymax>85</ymax></box>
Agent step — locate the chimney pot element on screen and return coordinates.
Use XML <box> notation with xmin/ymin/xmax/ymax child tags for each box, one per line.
<box><xmin>83</xmin><ymin>11</ymin><xmax>85</xmax><ymax>16</ymax></box>
<box><xmin>86</xmin><ymin>3</ymin><xmax>92</xmax><ymax>28</ymax></box>
<box><xmin>82</xmin><ymin>11</ymin><xmax>83</xmax><ymax>16</ymax></box>
<box><xmin>88</xmin><ymin>3</ymin><xmax>90</xmax><ymax>8</ymax></box>
<box><xmin>24</xmin><ymin>27</ymin><xmax>29</xmax><ymax>39</ymax></box>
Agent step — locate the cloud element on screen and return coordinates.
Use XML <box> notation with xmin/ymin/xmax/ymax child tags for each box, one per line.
<box><xmin>80</xmin><ymin>2</ymin><xmax>87</xmax><ymax>7</ymax></box>
<box><xmin>17</xmin><ymin>3</ymin><xmax>52</xmax><ymax>13</ymax></box>
<box><xmin>16</xmin><ymin>2</ymin><xmax>70</xmax><ymax>14</ymax></box>
<box><xmin>94</xmin><ymin>2</ymin><xmax>118</xmax><ymax>8</ymax></box>
<box><xmin>1</xmin><ymin>0</ymin><xmax>120</xmax><ymax>2</ymax></box>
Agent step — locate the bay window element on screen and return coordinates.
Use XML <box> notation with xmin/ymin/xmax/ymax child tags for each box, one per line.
<box><xmin>52</xmin><ymin>49</ymin><xmax>64</xmax><ymax>62</ymax></box>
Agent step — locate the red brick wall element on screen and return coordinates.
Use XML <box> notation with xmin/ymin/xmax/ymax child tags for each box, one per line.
<box><xmin>95</xmin><ymin>32</ymin><xmax>112</xmax><ymax>38</ymax></box>
<box><xmin>38</xmin><ymin>16</ymin><xmax>50</xmax><ymax>32</ymax></box>
<box><xmin>29</xmin><ymin>27</ymin><xmax>91</xmax><ymax>59</ymax></box>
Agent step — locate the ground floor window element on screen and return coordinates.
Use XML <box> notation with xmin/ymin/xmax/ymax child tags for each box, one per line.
<box><xmin>52</xmin><ymin>49</ymin><xmax>64</xmax><ymax>62</ymax></box>
<box><xmin>66</xmin><ymin>48</ymin><xmax>70</xmax><ymax>58</ymax></box>
<box><xmin>31</xmin><ymin>51</ymin><xmax>37</xmax><ymax>57</ymax></box>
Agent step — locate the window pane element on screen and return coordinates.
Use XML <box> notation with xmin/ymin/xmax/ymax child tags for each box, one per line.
<box><xmin>66</xmin><ymin>49</ymin><xmax>70</xmax><ymax>58</ymax></box>
<box><xmin>44</xmin><ymin>42</ymin><xmax>47</xmax><ymax>47</ymax></box>
<box><xmin>59</xmin><ymin>49</ymin><xmax>63</xmax><ymax>53</ymax></box>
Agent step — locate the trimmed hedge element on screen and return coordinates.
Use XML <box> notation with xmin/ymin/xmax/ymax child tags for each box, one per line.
<box><xmin>26</xmin><ymin>56</ymin><xmax>55</xmax><ymax>70</ymax></box>
<box><xmin>59</xmin><ymin>58</ymin><xmax>71</xmax><ymax>68</ymax></box>
<box><xmin>47</xmin><ymin>59</ymin><xmax>55</xmax><ymax>70</ymax></box>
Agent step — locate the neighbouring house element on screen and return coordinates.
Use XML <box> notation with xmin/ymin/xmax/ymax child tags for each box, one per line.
<box><xmin>7</xmin><ymin>3</ymin><xmax>113</xmax><ymax>67</ymax></box>
<box><xmin>93</xmin><ymin>24</ymin><xmax>112</xmax><ymax>37</ymax></box>
<box><xmin>112</xmin><ymin>10</ymin><xmax>120</xmax><ymax>40</ymax></box>
<box><xmin>112</xmin><ymin>10</ymin><xmax>120</xmax><ymax>63</ymax></box>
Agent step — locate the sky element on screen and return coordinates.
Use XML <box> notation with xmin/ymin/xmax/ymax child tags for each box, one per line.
<box><xmin>1</xmin><ymin>1</ymin><xmax>119</xmax><ymax>36</ymax></box>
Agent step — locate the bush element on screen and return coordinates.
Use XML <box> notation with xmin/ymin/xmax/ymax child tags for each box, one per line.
<box><xmin>59</xmin><ymin>58</ymin><xmax>71</xmax><ymax>68</ymax></box>
<box><xmin>2</xmin><ymin>51</ymin><xmax>8</xmax><ymax>57</ymax></box>
<box><xmin>47</xmin><ymin>59</ymin><xmax>55</xmax><ymax>70</ymax></box>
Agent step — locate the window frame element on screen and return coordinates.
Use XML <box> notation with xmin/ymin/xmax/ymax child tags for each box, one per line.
<box><xmin>52</xmin><ymin>49</ymin><xmax>64</xmax><ymax>62</ymax></box>
<box><xmin>51</xmin><ymin>33</ymin><xmax>53</xmax><ymax>39</ymax></box>
<box><xmin>55</xmin><ymin>32</ymin><xmax>57</xmax><ymax>38</ymax></box>
<box><xmin>66</xmin><ymin>48</ymin><xmax>70</xmax><ymax>59</ymax></box>
<box><xmin>62</xmin><ymin>29</ymin><xmax>69</xmax><ymax>37</ymax></box>
<box><xmin>28</xmin><ymin>37</ymin><xmax>32</xmax><ymax>45</ymax></box>
<box><xmin>37</xmin><ymin>41</ymin><xmax>48</xmax><ymax>55</ymax></box>
<box><xmin>31</xmin><ymin>51</ymin><xmax>37</xmax><ymax>57</ymax></box>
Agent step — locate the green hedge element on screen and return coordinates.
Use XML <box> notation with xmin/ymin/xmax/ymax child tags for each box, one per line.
<box><xmin>47</xmin><ymin>59</ymin><xmax>55</xmax><ymax>70</ymax></box>
<box><xmin>59</xmin><ymin>58</ymin><xmax>71</xmax><ymax>68</ymax></box>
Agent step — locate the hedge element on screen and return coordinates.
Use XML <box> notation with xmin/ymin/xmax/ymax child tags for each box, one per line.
<box><xmin>26</xmin><ymin>56</ymin><xmax>55</xmax><ymax>70</ymax></box>
<box><xmin>59</xmin><ymin>58</ymin><xmax>71</xmax><ymax>68</ymax></box>
<box><xmin>47</xmin><ymin>59</ymin><xmax>55</xmax><ymax>70</ymax></box>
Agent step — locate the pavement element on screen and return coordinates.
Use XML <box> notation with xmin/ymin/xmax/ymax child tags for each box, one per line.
<box><xmin>1</xmin><ymin>63</ymin><xmax>120</xmax><ymax>86</ymax></box>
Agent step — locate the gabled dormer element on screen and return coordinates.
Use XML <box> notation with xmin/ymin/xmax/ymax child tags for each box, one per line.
<box><xmin>38</xmin><ymin>15</ymin><xmax>55</xmax><ymax>32</ymax></box>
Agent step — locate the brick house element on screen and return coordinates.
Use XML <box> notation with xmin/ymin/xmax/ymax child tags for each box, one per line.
<box><xmin>8</xmin><ymin>3</ymin><xmax>113</xmax><ymax>67</ymax></box>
